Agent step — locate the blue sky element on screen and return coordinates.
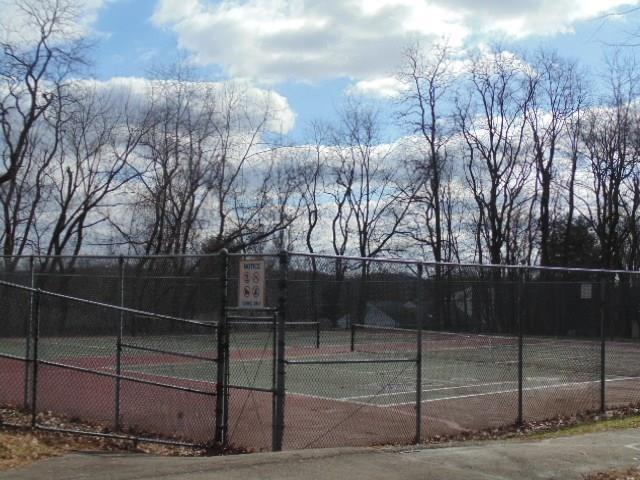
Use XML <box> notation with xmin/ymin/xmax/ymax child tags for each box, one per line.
<box><xmin>87</xmin><ymin>0</ymin><xmax>640</xmax><ymax>141</ymax></box>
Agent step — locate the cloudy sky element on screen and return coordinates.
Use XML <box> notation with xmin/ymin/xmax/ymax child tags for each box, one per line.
<box><xmin>83</xmin><ymin>0</ymin><xmax>640</xmax><ymax>139</ymax></box>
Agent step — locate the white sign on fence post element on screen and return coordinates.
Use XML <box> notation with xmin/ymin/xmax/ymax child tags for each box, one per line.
<box><xmin>238</xmin><ymin>259</ymin><xmax>265</xmax><ymax>308</ymax></box>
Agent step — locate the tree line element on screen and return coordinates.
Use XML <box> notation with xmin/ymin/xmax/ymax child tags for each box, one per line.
<box><xmin>2</xmin><ymin>0</ymin><xmax>640</xmax><ymax>270</ymax></box>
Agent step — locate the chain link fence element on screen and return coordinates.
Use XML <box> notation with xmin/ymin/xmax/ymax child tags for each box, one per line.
<box><xmin>1</xmin><ymin>253</ymin><xmax>640</xmax><ymax>451</ymax></box>
<box><xmin>0</xmin><ymin>255</ymin><xmax>222</xmax><ymax>447</ymax></box>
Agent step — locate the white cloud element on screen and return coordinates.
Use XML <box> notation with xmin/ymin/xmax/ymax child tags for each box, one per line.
<box><xmin>151</xmin><ymin>0</ymin><xmax>202</xmax><ymax>24</ymax></box>
<box><xmin>151</xmin><ymin>0</ymin><xmax>639</xmax><ymax>84</ymax></box>
<box><xmin>151</xmin><ymin>0</ymin><xmax>468</xmax><ymax>83</ymax></box>
<box><xmin>347</xmin><ymin>77</ymin><xmax>405</xmax><ymax>98</ymax></box>
<box><xmin>81</xmin><ymin>76</ymin><xmax>297</xmax><ymax>134</ymax></box>
<box><xmin>455</xmin><ymin>0</ymin><xmax>639</xmax><ymax>38</ymax></box>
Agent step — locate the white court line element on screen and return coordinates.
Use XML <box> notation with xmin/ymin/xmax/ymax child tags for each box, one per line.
<box><xmin>278</xmin><ymin>375</ymin><xmax>640</xmax><ymax>408</ymax></box>
<box><xmin>423</xmin><ymin>377</ymin><xmax>475</xmax><ymax>386</ymax></box>
<box><xmin>381</xmin><ymin>375</ymin><xmax>640</xmax><ymax>407</ymax></box>
<box><xmin>339</xmin><ymin>380</ymin><xmax>519</xmax><ymax>401</ymax></box>
<box><xmin>286</xmin><ymin>390</ymin><xmax>382</xmax><ymax>408</ymax></box>
<box><xmin>43</xmin><ymin>341</ymin><xmax>109</xmax><ymax>351</ymax></box>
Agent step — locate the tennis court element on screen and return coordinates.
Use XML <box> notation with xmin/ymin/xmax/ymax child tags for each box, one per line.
<box><xmin>2</xmin><ymin>252</ymin><xmax>640</xmax><ymax>451</ymax></box>
<box><xmin>3</xmin><ymin>320</ymin><xmax>639</xmax><ymax>450</ymax></box>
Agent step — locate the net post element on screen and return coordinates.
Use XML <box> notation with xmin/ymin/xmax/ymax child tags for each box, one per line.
<box><xmin>351</xmin><ymin>257</ymin><xmax>365</xmax><ymax>352</ymax></box>
<box><xmin>350</xmin><ymin>298</ymin><xmax>356</xmax><ymax>353</ymax></box>
<box><xmin>30</xmin><ymin>288</ymin><xmax>40</xmax><ymax>428</ymax></box>
<box><xmin>316</xmin><ymin>320</ymin><xmax>320</xmax><ymax>349</ymax></box>
<box><xmin>517</xmin><ymin>268</ymin><xmax>524</xmax><ymax>426</ymax></box>
<box><xmin>350</xmin><ymin>320</ymin><xmax>355</xmax><ymax>352</ymax></box>
<box><xmin>600</xmin><ymin>275</ymin><xmax>606</xmax><ymax>413</ymax></box>
<box><xmin>415</xmin><ymin>263</ymin><xmax>424</xmax><ymax>444</ymax></box>
<box><xmin>215</xmin><ymin>249</ymin><xmax>229</xmax><ymax>445</ymax></box>
<box><xmin>273</xmin><ymin>250</ymin><xmax>288</xmax><ymax>452</ymax></box>
<box><xmin>115</xmin><ymin>255</ymin><xmax>124</xmax><ymax>431</ymax></box>
<box><xmin>24</xmin><ymin>255</ymin><xmax>35</xmax><ymax>409</ymax></box>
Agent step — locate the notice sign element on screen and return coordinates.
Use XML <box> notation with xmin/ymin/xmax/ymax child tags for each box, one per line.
<box><xmin>239</xmin><ymin>259</ymin><xmax>265</xmax><ymax>308</ymax></box>
<box><xmin>580</xmin><ymin>283</ymin><xmax>593</xmax><ymax>300</ymax></box>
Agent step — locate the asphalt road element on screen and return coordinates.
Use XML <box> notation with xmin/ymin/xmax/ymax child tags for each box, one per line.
<box><xmin>4</xmin><ymin>428</ymin><xmax>640</xmax><ymax>480</ymax></box>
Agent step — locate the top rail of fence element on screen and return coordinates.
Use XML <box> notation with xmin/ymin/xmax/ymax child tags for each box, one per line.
<box><xmin>1</xmin><ymin>251</ymin><xmax>638</xmax><ymax>277</ymax></box>
<box><xmin>286</xmin><ymin>252</ymin><xmax>640</xmax><ymax>276</ymax></box>
<box><xmin>0</xmin><ymin>278</ymin><xmax>213</xmax><ymax>329</ymax></box>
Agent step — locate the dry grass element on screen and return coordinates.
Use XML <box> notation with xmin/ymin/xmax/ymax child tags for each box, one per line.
<box><xmin>0</xmin><ymin>423</ymin><xmax>249</xmax><ymax>472</ymax></box>
<box><xmin>4</xmin><ymin>404</ymin><xmax>640</xmax><ymax>473</ymax></box>
<box><xmin>0</xmin><ymin>430</ymin><xmax>86</xmax><ymax>471</ymax></box>
<box><xmin>585</xmin><ymin>466</ymin><xmax>640</xmax><ymax>479</ymax></box>
<box><xmin>0</xmin><ymin>405</ymin><xmax>250</xmax><ymax>472</ymax></box>
<box><xmin>526</xmin><ymin>413</ymin><xmax>640</xmax><ymax>440</ymax></box>
<box><xmin>0</xmin><ymin>425</ymin><xmax>208</xmax><ymax>471</ymax></box>
<box><xmin>418</xmin><ymin>406</ymin><xmax>640</xmax><ymax>447</ymax></box>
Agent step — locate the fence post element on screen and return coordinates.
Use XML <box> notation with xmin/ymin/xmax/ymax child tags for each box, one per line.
<box><xmin>272</xmin><ymin>309</ymin><xmax>278</xmax><ymax>431</ymax></box>
<box><xmin>215</xmin><ymin>249</ymin><xmax>229</xmax><ymax>444</ymax></box>
<box><xmin>24</xmin><ymin>256</ymin><xmax>35</xmax><ymax>409</ymax></box>
<box><xmin>30</xmin><ymin>289</ymin><xmax>40</xmax><ymax>428</ymax></box>
<box><xmin>115</xmin><ymin>255</ymin><xmax>124</xmax><ymax>431</ymax></box>
<box><xmin>415</xmin><ymin>263</ymin><xmax>424</xmax><ymax>444</ymax></box>
<box><xmin>600</xmin><ymin>276</ymin><xmax>606</xmax><ymax>413</ymax></box>
<box><xmin>350</xmin><ymin>268</ymin><xmax>356</xmax><ymax>351</ymax></box>
<box><xmin>517</xmin><ymin>269</ymin><xmax>524</xmax><ymax>426</ymax></box>
<box><xmin>273</xmin><ymin>250</ymin><xmax>288</xmax><ymax>452</ymax></box>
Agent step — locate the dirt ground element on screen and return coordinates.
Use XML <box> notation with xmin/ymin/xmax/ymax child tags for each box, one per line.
<box><xmin>4</xmin><ymin>403</ymin><xmax>640</xmax><ymax>473</ymax></box>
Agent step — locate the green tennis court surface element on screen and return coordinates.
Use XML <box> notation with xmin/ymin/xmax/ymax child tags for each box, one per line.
<box><xmin>4</xmin><ymin>330</ymin><xmax>638</xmax><ymax>409</ymax></box>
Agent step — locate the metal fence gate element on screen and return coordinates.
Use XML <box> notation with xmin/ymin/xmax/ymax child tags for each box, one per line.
<box><xmin>0</xmin><ymin>279</ymin><xmax>219</xmax><ymax>447</ymax></box>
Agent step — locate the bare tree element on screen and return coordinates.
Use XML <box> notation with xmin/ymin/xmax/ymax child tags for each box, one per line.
<box><xmin>322</xmin><ymin>122</ymin><xmax>356</xmax><ymax>325</ymax></box>
<box><xmin>338</xmin><ymin>101</ymin><xmax>415</xmax><ymax>258</ymax></box>
<box><xmin>128</xmin><ymin>71</ymin><xmax>219</xmax><ymax>255</ymax></box>
<box><xmin>525</xmin><ymin>50</ymin><xmax>585</xmax><ymax>266</ymax></box>
<box><xmin>0</xmin><ymin>87</ymin><xmax>64</xmax><ymax>260</ymax></box>
<box><xmin>456</xmin><ymin>48</ymin><xmax>534</xmax><ymax>265</ymax></box>
<box><xmin>326</xmin><ymin>145</ymin><xmax>354</xmax><ymax>259</ymax></box>
<box><xmin>300</xmin><ymin>122</ymin><xmax>326</xmax><ymax>255</ymax></box>
<box><xmin>192</xmin><ymin>84</ymin><xmax>300</xmax><ymax>254</ymax></box>
<box><xmin>622</xmin><ymin>160</ymin><xmax>640</xmax><ymax>270</ymax></box>
<box><xmin>397</xmin><ymin>42</ymin><xmax>456</xmax><ymax>262</ymax></box>
<box><xmin>580</xmin><ymin>54</ymin><xmax>640</xmax><ymax>269</ymax></box>
<box><xmin>561</xmin><ymin>104</ymin><xmax>586</xmax><ymax>266</ymax></box>
<box><xmin>38</xmin><ymin>85</ymin><xmax>145</xmax><ymax>261</ymax></box>
<box><xmin>332</xmin><ymin>101</ymin><xmax>418</xmax><ymax>326</ymax></box>
<box><xmin>0</xmin><ymin>0</ymin><xmax>88</xmax><ymax>188</ymax></box>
